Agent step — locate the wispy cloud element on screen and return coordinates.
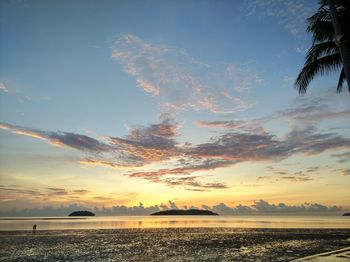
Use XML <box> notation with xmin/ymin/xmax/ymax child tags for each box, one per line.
<box><xmin>0</xmin><ymin>187</ymin><xmax>45</xmax><ymax>201</ymax></box>
<box><xmin>259</xmin><ymin>169</ymin><xmax>314</xmax><ymax>183</ymax></box>
<box><xmin>157</xmin><ymin>176</ymin><xmax>228</xmax><ymax>191</ymax></box>
<box><xmin>127</xmin><ymin>158</ymin><xmax>233</xmax><ymax>191</ymax></box>
<box><xmin>332</xmin><ymin>152</ymin><xmax>350</xmax><ymax>163</ymax></box>
<box><xmin>0</xmin><ymin>185</ymin><xmax>90</xmax><ymax>203</ymax></box>
<box><xmin>282</xmin><ymin>76</ymin><xmax>295</xmax><ymax>87</ymax></box>
<box><xmin>243</xmin><ymin>0</ymin><xmax>316</xmax><ymax>36</ymax></box>
<box><xmin>0</xmin><ymin>82</ymin><xmax>9</xmax><ymax>93</ymax></box>
<box><xmin>196</xmin><ymin>119</ymin><xmax>267</xmax><ymax>134</ymax></box>
<box><xmin>264</xmin><ymin>166</ymin><xmax>318</xmax><ymax>182</ymax></box>
<box><xmin>111</xmin><ymin>34</ymin><xmax>261</xmax><ymax>114</ymax></box>
<box><xmin>78</xmin><ymin>158</ymin><xmax>141</xmax><ymax>170</ymax></box>
<box><xmin>339</xmin><ymin>168</ymin><xmax>350</xmax><ymax>176</ymax></box>
<box><xmin>281</xmin><ymin>102</ymin><xmax>350</xmax><ymax>124</ymax></box>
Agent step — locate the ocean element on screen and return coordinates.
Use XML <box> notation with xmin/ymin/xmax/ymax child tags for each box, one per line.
<box><xmin>0</xmin><ymin>215</ymin><xmax>349</xmax><ymax>231</ymax></box>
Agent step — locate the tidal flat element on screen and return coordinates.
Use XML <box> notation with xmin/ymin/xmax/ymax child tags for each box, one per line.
<box><xmin>1</xmin><ymin>228</ymin><xmax>349</xmax><ymax>261</ymax></box>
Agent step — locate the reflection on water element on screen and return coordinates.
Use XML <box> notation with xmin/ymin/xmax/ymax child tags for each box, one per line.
<box><xmin>0</xmin><ymin>215</ymin><xmax>349</xmax><ymax>231</ymax></box>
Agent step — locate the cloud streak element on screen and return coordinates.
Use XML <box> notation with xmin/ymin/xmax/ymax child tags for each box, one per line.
<box><xmin>1</xmin><ymin>92</ymin><xmax>349</xmax><ymax>190</ymax></box>
<box><xmin>0</xmin><ymin>116</ymin><xmax>181</xmax><ymax>168</ymax></box>
<box><xmin>332</xmin><ymin>152</ymin><xmax>350</xmax><ymax>163</ymax></box>
<box><xmin>127</xmin><ymin>158</ymin><xmax>233</xmax><ymax>191</ymax></box>
<box><xmin>0</xmin><ymin>123</ymin><xmax>110</xmax><ymax>153</ymax></box>
<box><xmin>196</xmin><ymin>119</ymin><xmax>267</xmax><ymax>134</ymax></box>
<box><xmin>0</xmin><ymin>185</ymin><xmax>90</xmax><ymax>203</ymax></box>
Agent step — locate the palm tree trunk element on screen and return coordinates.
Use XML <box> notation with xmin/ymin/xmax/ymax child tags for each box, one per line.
<box><xmin>328</xmin><ymin>0</ymin><xmax>350</xmax><ymax>91</ymax></box>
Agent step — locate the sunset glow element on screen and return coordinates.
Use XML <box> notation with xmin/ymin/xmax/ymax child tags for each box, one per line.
<box><xmin>0</xmin><ymin>0</ymin><xmax>349</xmax><ymax>216</ymax></box>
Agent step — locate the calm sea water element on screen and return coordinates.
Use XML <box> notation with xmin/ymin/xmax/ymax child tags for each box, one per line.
<box><xmin>0</xmin><ymin>215</ymin><xmax>349</xmax><ymax>231</ymax></box>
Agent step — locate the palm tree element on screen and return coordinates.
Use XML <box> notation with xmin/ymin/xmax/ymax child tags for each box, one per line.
<box><xmin>295</xmin><ymin>0</ymin><xmax>350</xmax><ymax>94</ymax></box>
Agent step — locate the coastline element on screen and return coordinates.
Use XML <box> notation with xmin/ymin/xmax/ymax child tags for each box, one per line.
<box><xmin>1</xmin><ymin>228</ymin><xmax>349</xmax><ymax>261</ymax></box>
<box><xmin>0</xmin><ymin>218</ymin><xmax>87</xmax><ymax>220</ymax></box>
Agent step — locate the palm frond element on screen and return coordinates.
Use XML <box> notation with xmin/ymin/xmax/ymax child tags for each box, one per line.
<box><xmin>296</xmin><ymin>54</ymin><xmax>342</xmax><ymax>94</ymax></box>
<box><xmin>305</xmin><ymin>41</ymin><xmax>338</xmax><ymax>64</ymax></box>
<box><xmin>307</xmin><ymin>9</ymin><xmax>334</xmax><ymax>44</ymax></box>
<box><xmin>337</xmin><ymin>68</ymin><xmax>346</xmax><ymax>92</ymax></box>
<box><xmin>308</xmin><ymin>21</ymin><xmax>334</xmax><ymax>44</ymax></box>
<box><xmin>307</xmin><ymin>1</ymin><xmax>349</xmax><ymax>44</ymax></box>
<box><xmin>296</xmin><ymin>0</ymin><xmax>350</xmax><ymax>93</ymax></box>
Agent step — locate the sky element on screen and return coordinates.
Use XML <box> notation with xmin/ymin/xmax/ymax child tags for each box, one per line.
<box><xmin>0</xmin><ymin>0</ymin><xmax>349</xmax><ymax>215</ymax></box>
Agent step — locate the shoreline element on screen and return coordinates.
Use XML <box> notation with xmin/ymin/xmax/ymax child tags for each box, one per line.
<box><xmin>0</xmin><ymin>217</ymin><xmax>87</xmax><ymax>221</ymax></box>
<box><xmin>1</xmin><ymin>225</ymin><xmax>350</xmax><ymax>232</ymax></box>
<box><xmin>1</xmin><ymin>228</ymin><xmax>349</xmax><ymax>261</ymax></box>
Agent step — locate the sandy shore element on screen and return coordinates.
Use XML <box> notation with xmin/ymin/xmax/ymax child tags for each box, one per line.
<box><xmin>1</xmin><ymin>228</ymin><xmax>349</xmax><ymax>261</ymax></box>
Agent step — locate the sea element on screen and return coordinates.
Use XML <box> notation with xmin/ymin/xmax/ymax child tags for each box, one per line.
<box><xmin>0</xmin><ymin>215</ymin><xmax>349</xmax><ymax>231</ymax></box>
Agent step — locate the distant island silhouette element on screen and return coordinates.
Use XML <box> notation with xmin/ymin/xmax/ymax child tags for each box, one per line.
<box><xmin>343</xmin><ymin>212</ymin><xmax>350</xmax><ymax>216</ymax></box>
<box><xmin>68</xmin><ymin>211</ymin><xmax>95</xmax><ymax>216</ymax></box>
<box><xmin>151</xmin><ymin>209</ymin><xmax>218</xmax><ymax>216</ymax></box>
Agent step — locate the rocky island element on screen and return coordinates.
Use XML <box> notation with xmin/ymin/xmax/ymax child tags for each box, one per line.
<box><xmin>151</xmin><ymin>209</ymin><xmax>218</xmax><ymax>216</ymax></box>
<box><xmin>68</xmin><ymin>211</ymin><xmax>95</xmax><ymax>216</ymax></box>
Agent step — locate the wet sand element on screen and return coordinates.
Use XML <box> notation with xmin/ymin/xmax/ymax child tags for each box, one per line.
<box><xmin>0</xmin><ymin>218</ymin><xmax>87</xmax><ymax>220</ymax></box>
<box><xmin>1</xmin><ymin>228</ymin><xmax>349</xmax><ymax>261</ymax></box>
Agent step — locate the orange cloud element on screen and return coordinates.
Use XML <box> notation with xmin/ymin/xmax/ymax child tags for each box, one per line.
<box><xmin>78</xmin><ymin>158</ymin><xmax>141</xmax><ymax>170</ymax></box>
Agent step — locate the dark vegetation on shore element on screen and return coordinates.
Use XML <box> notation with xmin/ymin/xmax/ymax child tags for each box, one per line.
<box><xmin>151</xmin><ymin>209</ymin><xmax>218</xmax><ymax>216</ymax></box>
<box><xmin>343</xmin><ymin>213</ymin><xmax>350</xmax><ymax>216</ymax></box>
<box><xmin>68</xmin><ymin>211</ymin><xmax>95</xmax><ymax>216</ymax></box>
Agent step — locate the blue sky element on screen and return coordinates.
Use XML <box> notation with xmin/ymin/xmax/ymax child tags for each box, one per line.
<box><xmin>0</xmin><ymin>0</ymin><xmax>349</xmax><ymax>214</ymax></box>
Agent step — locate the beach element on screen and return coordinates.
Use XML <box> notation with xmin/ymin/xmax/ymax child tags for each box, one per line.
<box><xmin>1</xmin><ymin>228</ymin><xmax>350</xmax><ymax>261</ymax></box>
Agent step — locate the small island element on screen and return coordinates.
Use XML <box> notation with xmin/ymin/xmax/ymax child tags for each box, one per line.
<box><xmin>68</xmin><ymin>211</ymin><xmax>95</xmax><ymax>216</ymax></box>
<box><xmin>342</xmin><ymin>212</ymin><xmax>350</xmax><ymax>216</ymax></box>
<box><xmin>151</xmin><ymin>209</ymin><xmax>218</xmax><ymax>216</ymax></box>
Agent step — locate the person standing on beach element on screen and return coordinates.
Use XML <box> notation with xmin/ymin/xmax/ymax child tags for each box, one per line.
<box><xmin>32</xmin><ymin>224</ymin><xmax>37</xmax><ymax>235</ymax></box>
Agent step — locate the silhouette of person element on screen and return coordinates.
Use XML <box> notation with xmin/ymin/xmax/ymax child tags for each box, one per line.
<box><xmin>32</xmin><ymin>224</ymin><xmax>37</xmax><ymax>235</ymax></box>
